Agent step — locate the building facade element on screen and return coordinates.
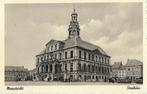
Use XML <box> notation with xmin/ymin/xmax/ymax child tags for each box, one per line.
<box><xmin>125</xmin><ymin>59</ymin><xmax>143</xmax><ymax>82</ymax></box>
<box><xmin>111</xmin><ymin>62</ymin><xmax>126</xmax><ymax>79</ymax></box>
<box><xmin>111</xmin><ymin>59</ymin><xmax>143</xmax><ymax>82</ymax></box>
<box><xmin>5</xmin><ymin>66</ymin><xmax>29</xmax><ymax>81</ymax></box>
<box><xmin>36</xmin><ymin>9</ymin><xmax>111</xmax><ymax>82</ymax></box>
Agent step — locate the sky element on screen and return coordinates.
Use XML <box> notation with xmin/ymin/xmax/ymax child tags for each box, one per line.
<box><xmin>5</xmin><ymin>3</ymin><xmax>143</xmax><ymax>70</ymax></box>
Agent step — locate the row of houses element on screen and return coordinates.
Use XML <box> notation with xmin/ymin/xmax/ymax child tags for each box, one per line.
<box><xmin>111</xmin><ymin>59</ymin><xmax>143</xmax><ymax>82</ymax></box>
<box><xmin>5</xmin><ymin>66</ymin><xmax>29</xmax><ymax>81</ymax></box>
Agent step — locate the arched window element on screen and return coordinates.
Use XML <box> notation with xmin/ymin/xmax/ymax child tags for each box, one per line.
<box><xmin>42</xmin><ymin>65</ymin><xmax>44</xmax><ymax>73</ymax></box>
<box><xmin>46</xmin><ymin>65</ymin><xmax>48</xmax><ymax>72</ymax></box>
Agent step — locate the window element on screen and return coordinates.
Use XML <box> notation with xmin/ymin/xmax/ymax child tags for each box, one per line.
<box><xmin>96</xmin><ymin>56</ymin><xmax>97</xmax><ymax>62</ymax></box>
<box><xmin>37</xmin><ymin>58</ymin><xmax>39</xmax><ymax>62</ymax></box>
<box><xmin>88</xmin><ymin>65</ymin><xmax>90</xmax><ymax>72</ymax></box>
<box><xmin>44</xmin><ymin>56</ymin><xmax>46</xmax><ymax>60</ymax></box>
<box><xmin>51</xmin><ymin>45</ymin><xmax>53</xmax><ymax>51</ymax></box>
<box><xmin>83</xmin><ymin>64</ymin><xmax>86</xmax><ymax>72</ymax></box>
<box><xmin>79</xmin><ymin>51</ymin><xmax>81</xmax><ymax>58</ymax></box>
<box><xmin>46</xmin><ymin>65</ymin><xmax>48</xmax><ymax>72</ymax></box>
<box><xmin>84</xmin><ymin>52</ymin><xmax>86</xmax><ymax>60</ymax></box>
<box><xmin>105</xmin><ymin>58</ymin><xmax>107</xmax><ymax>64</ymax></box>
<box><xmin>92</xmin><ymin>55</ymin><xmax>94</xmax><ymax>61</ymax></box>
<box><xmin>65</xmin><ymin>52</ymin><xmax>67</xmax><ymax>59</ymax></box>
<box><xmin>70</xmin><ymin>63</ymin><xmax>73</xmax><ymax>72</ymax></box>
<box><xmin>102</xmin><ymin>57</ymin><xmax>104</xmax><ymax>63</ymax></box>
<box><xmin>108</xmin><ymin>59</ymin><xmax>109</xmax><ymax>64</ymax></box>
<box><xmin>59</xmin><ymin>53</ymin><xmax>62</xmax><ymax>60</ymax></box>
<box><xmin>55</xmin><ymin>54</ymin><xmax>57</xmax><ymax>59</ymax></box>
<box><xmin>78</xmin><ymin>63</ymin><xmax>81</xmax><ymax>71</ymax></box>
<box><xmin>92</xmin><ymin>65</ymin><xmax>94</xmax><ymax>72</ymax></box>
<box><xmin>50</xmin><ymin>54</ymin><xmax>53</xmax><ymax>59</ymax></box>
<box><xmin>88</xmin><ymin>54</ymin><xmax>91</xmax><ymax>60</ymax></box>
<box><xmin>55</xmin><ymin>44</ymin><xmax>57</xmax><ymax>50</ymax></box>
<box><xmin>48</xmin><ymin>47</ymin><xmax>49</xmax><ymax>51</ymax></box>
<box><xmin>65</xmin><ymin>64</ymin><xmax>67</xmax><ymax>72</ymax></box>
<box><xmin>41</xmin><ymin>57</ymin><xmax>43</xmax><ymax>61</ymax></box>
<box><xmin>50</xmin><ymin>64</ymin><xmax>52</xmax><ymax>73</ymax></box>
<box><xmin>47</xmin><ymin>55</ymin><xmax>49</xmax><ymax>60</ymax></box>
<box><xmin>70</xmin><ymin>51</ymin><xmax>73</xmax><ymax>58</ymax></box>
<box><xmin>93</xmin><ymin>75</ymin><xmax>94</xmax><ymax>79</ymax></box>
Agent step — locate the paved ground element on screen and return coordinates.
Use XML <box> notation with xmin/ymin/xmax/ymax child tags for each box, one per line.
<box><xmin>5</xmin><ymin>81</ymin><xmax>137</xmax><ymax>86</ymax></box>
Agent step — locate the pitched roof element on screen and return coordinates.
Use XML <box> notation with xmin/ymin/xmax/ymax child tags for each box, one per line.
<box><xmin>38</xmin><ymin>37</ymin><xmax>109</xmax><ymax>56</ymax></box>
<box><xmin>112</xmin><ymin>62</ymin><xmax>123</xmax><ymax>69</ymax></box>
<box><xmin>125</xmin><ymin>59</ymin><xmax>143</xmax><ymax>66</ymax></box>
<box><xmin>63</xmin><ymin>37</ymin><xmax>108</xmax><ymax>56</ymax></box>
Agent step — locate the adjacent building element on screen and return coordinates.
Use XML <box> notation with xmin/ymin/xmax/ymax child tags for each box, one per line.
<box><xmin>5</xmin><ymin>66</ymin><xmax>29</xmax><ymax>81</ymax></box>
<box><xmin>111</xmin><ymin>62</ymin><xmax>126</xmax><ymax>79</ymax></box>
<box><xmin>36</xmin><ymin>9</ymin><xmax>111</xmax><ymax>82</ymax></box>
<box><xmin>111</xmin><ymin>59</ymin><xmax>143</xmax><ymax>82</ymax></box>
<box><xmin>125</xmin><ymin>59</ymin><xmax>143</xmax><ymax>82</ymax></box>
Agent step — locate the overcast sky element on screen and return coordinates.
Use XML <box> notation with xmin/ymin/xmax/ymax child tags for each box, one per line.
<box><xmin>5</xmin><ymin>3</ymin><xmax>142</xmax><ymax>70</ymax></box>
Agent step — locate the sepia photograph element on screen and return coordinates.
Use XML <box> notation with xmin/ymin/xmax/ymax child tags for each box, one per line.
<box><xmin>5</xmin><ymin>3</ymin><xmax>143</xmax><ymax>86</ymax></box>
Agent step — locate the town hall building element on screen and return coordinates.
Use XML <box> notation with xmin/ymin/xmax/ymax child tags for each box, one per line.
<box><xmin>36</xmin><ymin>9</ymin><xmax>111</xmax><ymax>82</ymax></box>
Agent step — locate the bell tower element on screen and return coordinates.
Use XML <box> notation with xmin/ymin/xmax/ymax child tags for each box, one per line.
<box><xmin>68</xmin><ymin>9</ymin><xmax>80</xmax><ymax>39</ymax></box>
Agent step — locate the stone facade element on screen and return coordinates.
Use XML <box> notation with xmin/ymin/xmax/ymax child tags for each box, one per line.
<box><xmin>36</xmin><ymin>9</ymin><xmax>111</xmax><ymax>82</ymax></box>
